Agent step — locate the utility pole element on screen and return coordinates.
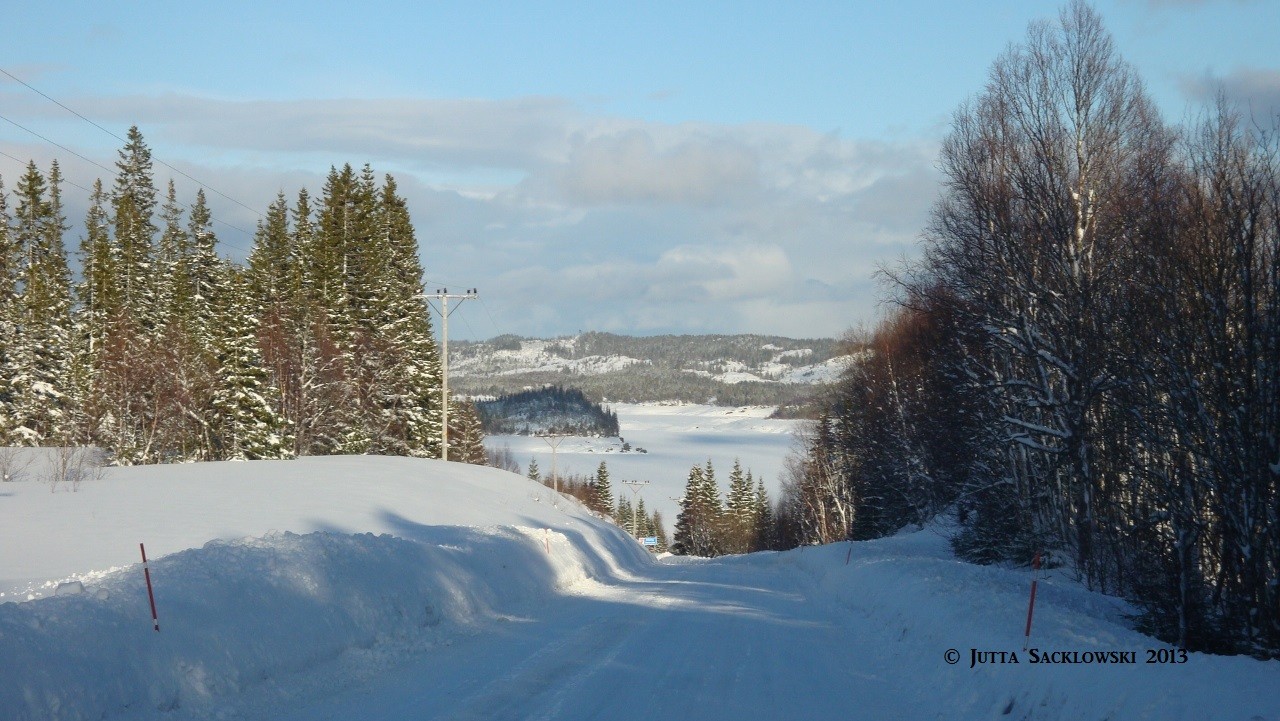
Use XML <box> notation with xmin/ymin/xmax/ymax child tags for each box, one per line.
<box><xmin>422</xmin><ymin>288</ymin><xmax>477</xmax><ymax>462</ymax></box>
<box><xmin>539</xmin><ymin>434</ymin><xmax>567</xmax><ymax>495</ymax></box>
<box><xmin>621</xmin><ymin>480</ymin><xmax>651</xmax><ymax>538</ymax></box>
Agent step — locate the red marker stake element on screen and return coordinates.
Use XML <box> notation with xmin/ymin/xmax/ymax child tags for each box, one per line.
<box><xmin>140</xmin><ymin>543</ymin><xmax>159</xmax><ymax>632</ymax></box>
<box><xmin>1023</xmin><ymin>551</ymin><xmax>1040</xmax><ymax>650</ymax></box>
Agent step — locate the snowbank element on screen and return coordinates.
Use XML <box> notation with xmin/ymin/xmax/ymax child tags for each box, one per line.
<box><xmin>0</xmin><ymin>457</ymin><xmax>650</xmax><ymax>721</ymax></box>
<box><xmin>724</xmin><ymin>524</ymin><xmax>1280</xmax><ymax>720</ymax></box>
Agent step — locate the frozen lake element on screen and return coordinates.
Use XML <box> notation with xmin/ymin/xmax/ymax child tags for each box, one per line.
<box><xmin>485</xmin><ymin>403</ymin><xmax>804</xmax><ymax>534</ymax></box>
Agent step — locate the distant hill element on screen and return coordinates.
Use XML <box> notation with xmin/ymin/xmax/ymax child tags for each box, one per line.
<box><xmin>452</xmin><ymin>332</ymin><xmax>847</xmax><ymax>409</ymax></box>
<box><xmin>475</xmin><ymin>386</ymin><xmax>620</xmax><ymax>436</ymax></box>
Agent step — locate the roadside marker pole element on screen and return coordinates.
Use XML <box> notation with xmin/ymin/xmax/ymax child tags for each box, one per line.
<box><xmin>1023</xmin><ymin>551</ymin><xmax>1041</xmax><ymax>650</ymax></box>
<box><xmin>844</xmin><ymin>539</ymin><xmax>854</xmax><ymax>566</ymax></box>
<box><xmin>140</xmin><ymin>543</ymin><xmax>159</xmax><ymax>632</ymax></box>
<box><xmin>544</xmin><ymin>529</ymin><xmax>550</xmax><ymax>553</ymax></box>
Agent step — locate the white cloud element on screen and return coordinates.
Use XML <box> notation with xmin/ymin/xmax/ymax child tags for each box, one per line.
<box><xmin>1179</xmin><ymin>67</ymin><xmax>1280</xmax><ymax>114</ymax></box>
<box><xmin>0</xmin><ymin>91</ymin><xmax>940</xmax><ymax>339</ymax></box>
<box><xmin>557</xmin><ymin>129</ymin><xmax>760</xmax><ymax>206</ymax></box>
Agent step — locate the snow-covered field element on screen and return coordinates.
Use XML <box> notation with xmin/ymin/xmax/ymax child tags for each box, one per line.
<box><xmin>487</xmin><ymin>402</ymin><xmax>802</xmax><ymax>530</ymax></box>
<box><xmin>2</xmin><ymin>454</ymin><xmax>1276</xmax><ymax>721</ymax></box>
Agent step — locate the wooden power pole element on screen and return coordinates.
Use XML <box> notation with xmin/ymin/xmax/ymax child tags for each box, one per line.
<box><xmin>423</xmin><ymin>288</ymin><xmax>477</xmax><ymax>461</ymax></box>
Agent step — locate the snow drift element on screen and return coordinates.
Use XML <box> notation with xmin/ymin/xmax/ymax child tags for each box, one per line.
<box><xmin>0</xmin><ymin>456</ymin><xmax>649</xmax><ymax>721</ymax></box>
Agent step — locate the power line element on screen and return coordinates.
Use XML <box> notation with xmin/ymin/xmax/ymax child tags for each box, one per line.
<box><xmin>0</xmin><ymin>112</ymin><xmax>116</xmax><ymax>177</ymax></box>
<box><xmin>0</xmin><ymin>111</ymin><xmax>256</xmax><ymax>250</ymax></box>
<box><xmin>0</xmin><ymin>67</ymin><xmax>265</xmax><ymax>221</ymax></box>
<box><xmin>477</xmin><ymin>295</ymin><xmax>508</xmax><ymax>340</ymax></box>
<box><xmin>0</xmin><ymin>148</ymin><xmax>95</xmax><ymax>196</ymax></box>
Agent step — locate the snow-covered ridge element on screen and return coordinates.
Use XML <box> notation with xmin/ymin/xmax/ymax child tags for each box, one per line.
<box><xmin>451</xmin><ymin>332</ymin><xmax>848</xmax><ymax>405</ymax></box>
<box><xmin>453</xmin><ymin>338</ymin><xmax>650</xmax><ymax>378</ymax></box>
<box><xmin>680</xmin><ymin>355</ymin><xmax>849</xmax><ymax>385</ymax></box>
<box><xmin>452</xmin><ymin>334</ymin><xmax>841</xmax><ymax>385</ymax></box>
<box><xmin>0</xmin><ymin>457</ymin><xmax>649</xmax><ymax>721</ymax></box>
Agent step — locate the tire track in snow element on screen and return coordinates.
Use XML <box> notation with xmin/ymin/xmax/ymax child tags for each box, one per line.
<box><xmin>443</xmin><ymin>613</ymin><xmax>643</xmax><ymax>721</ymax></box>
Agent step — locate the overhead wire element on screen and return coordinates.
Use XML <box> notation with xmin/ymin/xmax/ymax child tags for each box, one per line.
<box><xmin>0</xmin><ymin>111</ymin><xmax>256</xmax><ymax>253</ymax></box>
<box><xmin>0</xmin><ymin>147</ymin><xmax>96</xmax><ymax>196</ymax></box>
<box><xmin>0</xmin><ymin>72</ymin><xmax>259</xmax><ymax>253</ymax></box>
<box><xmin>0</xmin><ymin>67</ymin><xmax>265</xmax><ymax>221</ymax></box>
<box><xmin>0</xmin><ymin>69</ymin><xmax>510</xmax><ymax>289</ymax></box>
<box><xmin>0</xmin><ymin>111</ymin><xmax>117</xmax><ymax>178</ymax></box>
<box><xmin>477</xmin><ymin>295</ymin><xmax>509</xmax><ymax>340</ymax></box>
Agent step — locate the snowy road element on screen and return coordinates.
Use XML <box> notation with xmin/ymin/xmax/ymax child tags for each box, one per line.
<box><xmin>247</xmin><ymin>531</ymin><xmax>1277</xmax><ymax>721</ymax></box>
<box><xmin>4</xmin><ymin>456</ymin><xmax>1275</xmax><ymax>721</ymax></box>
<box><xmin>273</xmin><ymin>556</ymin><xmax>894</xmax><ymax>721</ymax></box>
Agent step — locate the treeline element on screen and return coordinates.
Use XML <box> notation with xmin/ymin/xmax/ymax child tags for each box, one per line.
<box><xmin>459</xmin><ymin>366</ymin><xmax>822</xmax><ymax>408</ymax></box>
<box><xmin>452</xmin><ymin>332</ymin><xmax>838</xmax><ymax>408</ymax></box>
<box><xmin>571</xmin><ymin>332</ymin><xmax>837</xmax><ymax>369</ymax></box>
<box><xmin>475</xmin><ymin>386</ymin><xmax>619</xmax><ymax>436</ymax></box>
<box><xmin>783</xmin><ymin>3</ymin><xmax>1279</xmax><ymax>657</ymax></box>
<box><xmin>527</xmin><ymin>459</ymin><xmax>669</xmax><ymax>552</ymax></box>
<box><xmin>464</xmin><ymin>332</ymin><xmax>838</xmax><ymax>370</ymax></box>
<box><xmin>671</xmin><ymin>459</ymin><xmax>775</xmax><ymax>556</ymax></box>
<box><xmin>0</xmin><ymin>127</ymin><xmax>460</xmax><ymax>464</ymax></box>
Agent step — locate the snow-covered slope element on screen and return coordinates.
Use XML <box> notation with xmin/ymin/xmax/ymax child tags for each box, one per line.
<box><xmin>453</xmin><ymin>337</ymin><xmax>650</xmax><ymax>378</ymax></box>
<box><xmin>452</xmin><ymin>335</ymin><xmax>843</xmax><ymax>386</ymax></box>
<box><xmin>0</xmin><ymin>456</ymin><xmax>648</xmax><ymax>721</ymax></box>
<box><xmin>450</xmin><ymin>332</ymin><xmax>848</xmax><ymax>406</ymax></box>
<box><xmin>2</xmin><ymin>457</ymin><xmax>1276</xmax><ymax>721</ymax></box>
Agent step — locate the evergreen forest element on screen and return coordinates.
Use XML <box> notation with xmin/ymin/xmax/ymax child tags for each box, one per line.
<box><xmin>452</xmin><ymin>332</ymin><xmax>839</xmax><ymax>409</ymax></box>
<box><xmin>475</xmin><ymin>386</ymin><xmax>620</xmax><ymax>436</ymax></box>
<box><xmin>0</xmin><ymin>128</ymin><xmax>487</xmax><ymax>465</ymax></box>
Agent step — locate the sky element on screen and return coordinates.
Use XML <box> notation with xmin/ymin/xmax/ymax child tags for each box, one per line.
<box><xmin>2</xmin><ymin>0</ymin><xmax>1278</xmax><ymax>340</ymax></box>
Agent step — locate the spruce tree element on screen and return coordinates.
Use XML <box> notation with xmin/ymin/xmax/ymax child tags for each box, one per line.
<box><xmin>289</xmin><ymin>188</ymin><xmax>316</xmax><ymax>304</ymax></box>
<box><xmin>697</xmin><ymin>460</ymin><xmax>724</xmax><ymax>555</ymax></box>
<box><xmin>652</xmin><ymin>511</ymin><xmax>670</xmax><ymax>553</ymax></box>
<box><xmin>591</xmin><ymin>461</ymin><xmax>614</xmax><ymax>517</ymax></box>
<box><xmin>208</xmin><ymin>266</ymin><xmax>292</xmax><ymax>460</ymax></box>
<box><xmin>311</xmin><ymin>165</ymin><xmax>365</xmax><ymax>452</ymax></box>
<box><xmin>2</xmin><ymin>166</ymin><xmax>39</xmax><ymax>445</ymax></box>
<box><xmin>447</xmin><ymin>398</ymin><xmax>487</xmax><ymax>464</ymax></box>
<box><xmin>527</xmin><ymin>457</ymin><xmax>541</xmax><ymax>482</ymax></box>
<box><xmin>616</xmin><ymin>496</ymin><xmax>634</xmax><ymax>535</ymax></box>
<box><xmin>93</xmin><ymin>129</ymin><xmax>161</xmax><ymax>463</ymax></box>
<box><xmin>247</xmin><ymin>192</ymin><xmax>292</xmax><ymax>311</ymax></box>
<box><xmin>0</xmin><ymin>178</ymin><xmax>15</xmax><ymax>443</ymax></box>
<box><xmin>110</xmin><ymin>126</ymin><xmax>158</xmax><ymax>331</ymax></box>
<box><xmin>313</xmin><ymin>165</ymin><xmax>358</xmax><ymax>342</ymax></box>
<box><xmin>635</xmin><ymin>497</ymin><xmax>649</xmax><ymax>538</ymax></box>
<box><xmin>673</xmin><ymin>463</ymin><xmax>716</xmax><ymax>555</ymax></box>
<box><xmin>753</xmin><ymin>477</ymin><xmax>775</xmax><ymax>552</ymax></box>
<box><xmin>281</xmin><ymin>186</ymin><xmax>345</xmax><ymax>457</ymax></box>
<box><xmin>0</xmin><ymin>176</ymin><xmax>14</xmax><ymax>302</ymax></box>
<box><xmin>76</xmin><ymin>179</ymin><xmax>114</xmax><ymax>350</ymax></box>
<box><xmin>73</xmin><ymin>180</ymin><xmax>114</xmax><ymax>447</ymax></box>
<box><xmin>724</xmin><ymin>459</ymin><xmax>755</xmax><ymax>553</ymax></box>
<box><xmin>8</xmin><ymin>162</ymin><xmax>74</xmax><ymax>444</ymax></box>
<box><xmin>188</xmin><ymin>189</ymin><xmax>221</xmax><ymax>349</ymax></box>
<box><xmin>155</xmin><ymin>180</ymin><xmax>186</xmax><ymax>331</ymax></box>
<box><xmin>247</xmin><ymin>192</ymin><xmax>294</xmax><ymax>435</ymax></box>
<box><xmin>367</xmin><ymin>174</ymin><xmax>442</xmax><ymax>457</ymax></box>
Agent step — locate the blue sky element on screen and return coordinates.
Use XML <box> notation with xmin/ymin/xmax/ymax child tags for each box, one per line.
<box><xmin>3</xmin><ymin>0</ymin><xmax>1278</xmax><ymax>339</ymax></box>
